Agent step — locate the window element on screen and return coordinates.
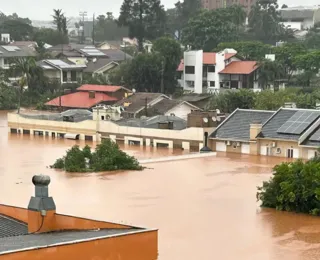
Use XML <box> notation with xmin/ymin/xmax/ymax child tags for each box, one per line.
<box><xmin>208</xmin><ymin>66</ymin><xmax>215</xmax><ymax>73</ymax></box>
<box><xmin>62</xmin><ymin>71</ymin><xmax>68</xmax><ymax>82</ymax></box>
<box><xmin>210</xmin><ymin>81</ymin><xmax>215</xmax><ymax>87</ymax></box>
<box><xmin>101</xmin><ymin>116</ymin><xmax>105</xmax><ymax>120</ymax></box>
<box><xmin>71</xmin><ymin>71</ymin><xmax>77</xmax><ymax>81</ymax></box>
<box><xmin>185</xmin><ymin>66</ymin><xmax>195</xmax><ymax>74</ymax></box>
<box><xmin>287</xmin><ymin>148</ymin><xmax>294</xmax><ymax>158</ymax></box>
<box><xmin>276</xmin><ymin>148</ymin><xmax>281</xmax><ymax>154</ymax></box>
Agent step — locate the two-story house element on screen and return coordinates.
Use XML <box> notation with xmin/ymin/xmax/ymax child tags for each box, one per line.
<box><xmin>177</xmin><ymin>49</ymin><xmax>260</xmax><ymax>94</ymax></box>
<box><xmin>0</xmin><ymin>45</ymin><xmax>36</xmax><ymax>70</ymax></box>
<box><xmin>37</xmin><ymin>59</ymin><xmax>86</xmax><ymax>84</ymax></box>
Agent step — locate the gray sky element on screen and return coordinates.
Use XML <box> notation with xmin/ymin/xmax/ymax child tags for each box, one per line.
<box><xmin>1</xmin><ymin>0</ymin><xmax>319</xmax><ymax>20</ymax></box>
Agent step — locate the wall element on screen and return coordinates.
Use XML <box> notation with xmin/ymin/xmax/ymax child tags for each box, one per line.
<box><xmin>0</xmin><ymin>230</ymin><xmax>158</xmax><ymax>260</ymax></box>
<box><xmin>67</xmin><ymin>57</ymin><xmax>87</xmax><ymax>65</ymax></box>
<box><xmin>282</xmin><ymin>21</ymin><xmax>302</xmax><ymax>30</ymax></box>
<box><xmin>184</xmin><ymin>50</ymin><xmax>203</xmax><ymax>93</ymax></box>
<box><xmin>302</xmin><ymin>18</ymin><xmax>314</xmax><ymax>29</ymax></box>
<box><xmin>0</xmin><ymin>204</ymin><xmax>28</xmax><ymax>223</ymax></box>
<box><xmin>165</xmin><ymin>103</ymin><xmax>195</xmax><ymax>120</ymax></box>
<box><xmin>43</xmin><ymin>70</ymin><xmax>60</xmax><ymax>80</ymax></box>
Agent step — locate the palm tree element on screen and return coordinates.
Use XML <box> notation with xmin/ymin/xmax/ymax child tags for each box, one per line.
<box><xmin>52</xmin><ymin>9</ymin><xmax>64</xmax><ymax>33</ymax></box>
<box><xmin>16</xmin><ymin>76</ymin><xmax>27</xmax><ymax>114</ymax></box>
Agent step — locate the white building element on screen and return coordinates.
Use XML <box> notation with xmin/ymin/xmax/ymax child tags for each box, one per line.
<box><xmin>280</xmin><ymin>6</ymin><xmax>320</xmax><ymax>30</ymax></box>
<box><xmin>177</xmin><ymin>49</ymin><xmax>260</xmax><ymax>94</ymax></box>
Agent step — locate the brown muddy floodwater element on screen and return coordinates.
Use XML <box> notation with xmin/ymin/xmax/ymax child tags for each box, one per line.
<box><xmin>1</xmin><ymin>111</ymin><xmax>320</xmax><ymax>260</ymax></box>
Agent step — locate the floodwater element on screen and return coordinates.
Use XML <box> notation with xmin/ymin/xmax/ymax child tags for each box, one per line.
<box><xmin>1</xmin><ymin>111</ymin><xmax>320</xmax><ymax>260</ymax></box>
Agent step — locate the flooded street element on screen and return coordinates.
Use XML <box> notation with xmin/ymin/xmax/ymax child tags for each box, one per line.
<box><xmin>1</xmin><ymin>111</ymin><xmax>320</xmax><ymax>259</ymax></box>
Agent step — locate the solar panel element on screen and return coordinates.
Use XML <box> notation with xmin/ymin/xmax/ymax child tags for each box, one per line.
<box><xmin>2</xmin><ymin>46</ymin><xmax>20</xmax><ymax>52</ymax></box>
<box><xmin>277</xmin><ymin>111</ymin><xmax>320</xmax><ymax>135</ymax></box>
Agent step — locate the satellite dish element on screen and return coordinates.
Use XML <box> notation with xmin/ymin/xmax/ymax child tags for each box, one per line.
<box><xmin>216</xmin><ymin>109</ymin><xmax>221</xmax><ymax>114</ymax></box>
<box><xmin>212</xmin><ymin>117</ymin><xmax>217</xmax><ymax>122</ymax></box>
<box><xmin>132</xmin><ymin>88</ymin><xmax>136</xmax><ymax>93</ymax></box>
<box><xmin>217</xmin><ymin>116</ymin><xmax>221</xmax><ymax>122</ymax></box>
<box><xmin>203</xmin><ymin>118</ymin><xmax>209</xmax><ymax>123</ymax></box>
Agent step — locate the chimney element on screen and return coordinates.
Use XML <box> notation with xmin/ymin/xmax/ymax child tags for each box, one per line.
<box><xmin>250</xmin><ymin>121</ymin><xmax>262</xmax><ymax>141</ymax></box>
<box><xmin>27</xmin><ymin>175</ymin><xmax>56</xmax><ymax>233</ymax></box>
<box><xmin>89</xmin><ymin>91</ymin><xmax>95</xmax><ymax>98</ymax></box>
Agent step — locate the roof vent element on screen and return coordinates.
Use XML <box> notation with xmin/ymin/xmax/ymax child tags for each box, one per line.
<box><xmin>28</xmin><ymin>175</ymin><xmax>56</xmax><ymax>212</ymax></box>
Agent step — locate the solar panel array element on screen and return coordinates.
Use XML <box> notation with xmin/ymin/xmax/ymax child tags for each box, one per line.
<box><xmin>2</xmin><ymin>46</ymin><xmax>20</xmax><ymax>52</ymax></box>
<box><xmin>277</xmin><ymin>110</ymin><xmax>320</xmax><ymax>135</ymax></box>
<box><xmin>80</xmin><ymin>48</ymin><xmax>106</xmax><ymax>57</ymax></box>
<box><xmin>309</xmin><ymin>128</ymin><xmax>320</xmax><ymax>141</ymax></box>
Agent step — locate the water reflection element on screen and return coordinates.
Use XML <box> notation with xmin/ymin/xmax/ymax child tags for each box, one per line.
<box><xmin>1</xmin><ymin>111</ymin><xmax>320</xmax><ymax>260</ymax></box>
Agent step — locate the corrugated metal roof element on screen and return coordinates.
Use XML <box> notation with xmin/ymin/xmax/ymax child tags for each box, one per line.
<box><xmin>0</xmin><ymin>215</ymin><xmax>28</xmax><ymax>238</ymax></box>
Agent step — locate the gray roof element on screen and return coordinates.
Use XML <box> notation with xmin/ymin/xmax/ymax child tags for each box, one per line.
<box><xmin>100</xmin><ymin>49</ymin><xmax>132</xmax><ymax>61</ymax></box>
<box><xmin>210</xmin><ymin>109</ymin><xmax>274</xmax><ymax>141</ymax></box>
<box><xmin>0</xmin><ymin>215</ymin><xmax>28</xmax><ymax>239</ymax></box>
<box><xmin>0</xmin><ymin>228</ymin><xmax>143</xmax><ymax>254</ymax></box>
<box><xmin>280</xmin><ymin>9</ymin><xmax>315</xmax><ymax>20</ymax></box>
<box><xmin>116</xmin><ymin>115</ymin><xmax>187</xmax><ymax>130</ymax></box>
<box><xmin>150</xmin><ymin>99</ymin><xmax>183</xmax><ymax>115</ymax></box>
<box><xmin>84</xmin><ymin>58</ymin><xmax>118</xmax><ymax>73</ymax></box>
<box><xmin>117</xmin><ymin>93</ymin><xmax>168</xmax><ymax>114</ymax></box>
<box><xmin>179</xmin><ymin>94</ymin><xmax>212</xmax><ymax>103</ymax></box>
<box><xmin>0</xmin><ymin>45</ymin><xmax>36</xmax><ymax>58</ymax></box>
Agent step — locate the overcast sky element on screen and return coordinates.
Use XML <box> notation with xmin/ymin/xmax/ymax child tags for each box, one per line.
<box><xmin>1</xmin><ymin>0</ymin><xmax>319</xmax><ymax>20</ymax></box>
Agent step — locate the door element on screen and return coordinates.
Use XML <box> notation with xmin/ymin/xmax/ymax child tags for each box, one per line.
<box><xmin>260</xmin><ymin>146</ymin><xmax>267</xmax><ymax>156</ymax></box>
<box><xmin>216</xmin><ymin>142</ymin><xmax>227</xmax><ymax>152</ymax></box>
<box><xmin>287</xmin><ymin>148</ymin><xmax>294</xmax><ymax>158</ymax></box>
<box><xmin>293</xmin><ymin>149</ymin><xmax>299</xmax><ymax>159</ymax></box>
<box><xmin>241</xmin><ymin>144</ymin><xmax>250</xmax><ymax>154</ymax></box>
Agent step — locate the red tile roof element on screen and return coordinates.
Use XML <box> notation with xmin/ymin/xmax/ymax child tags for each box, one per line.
<box><xmin>77</xmin><ymin>84</ymin><xmax>122</xmax><ymax>93</ymax></box>
<box><xmin>177</xmin><ymin>52</ymin><xmax>238</xmax><ymax>71</ymax></box>
<box><xmin>46</xmin><ymin>92</ymin><xmax>118</xmax><ymax>109</ymax></box>
<box><xmin>219</xmin><ymin>61</ymin><xmax>259</xmax><ymax>75</ymax></box>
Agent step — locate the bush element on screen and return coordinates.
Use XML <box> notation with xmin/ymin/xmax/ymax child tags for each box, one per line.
<box><xmin>257</xmin><ymin>158</ymin><xmax>320</xmax><ymax>215</ymax></box>
<box><xmin>51</xmin><ymin>139</ymin><xmax>143</xmax><ymax>172</ymax></box>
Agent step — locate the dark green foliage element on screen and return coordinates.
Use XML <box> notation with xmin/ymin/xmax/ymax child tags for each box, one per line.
<box><xmin>94</xmin><ymin>14</ymin><xmax>128</xmax><ymax>41</ymax></box>
<box><xmin>0</xmin><ymin>83</ymin><xmax>19</xmax><ymax>109</ymax></box>
<box><xmin>51</xmin><ymin>139</ymin><xmax>142</xmax><ymax>172</ymax></box>
<box><xmin>118</xmin><ymin>0</ymin><xmax>166</xmax><ymax>51</ymax></box>
<box><xmin>0</xmin><ymin>13</ymin><xmax>33</xmax><ymax>41</ymax></box>
<box><xmin>257</xmin><ymin>159</ymin><xmax>320</xmax><ymax>215</ymax></box>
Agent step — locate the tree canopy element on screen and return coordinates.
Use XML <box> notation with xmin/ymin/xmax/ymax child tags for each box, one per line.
<box><xmin>51</xmin><ymin>139</ymin><xmax>143</xmax><ymax>172</ymax></box>
<box><xmin>257</xmin><ymin>157</ymin><xmax>320</xmax><ymax>216</ymax></box>
<box><xmin>118</xmin><ymin>0</ymin><xmax>166</xmax><ymax>51</ymax></box>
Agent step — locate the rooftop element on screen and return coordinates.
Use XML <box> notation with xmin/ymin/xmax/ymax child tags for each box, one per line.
<box><xmin>0</xmin><ymin>45</ymin><xmax>36</xmax><ymax>58</ymax></box>
<box><xmin>41</xmin><ymin>59</ymin><xmax>86</xmax><ymax>70</ymax></box>
<box><xmin>280</xmin><ymin>6</ymin><xmax>319</xmax><ymax>19</ymax></box>
<box><xmin>46</xmin><ymin>92</ymin><xmax>118</xmax><ymax>109</ymax></box>
<box><xmin>210</xmin><ymin>109</ymin><xmax>274</xmax><ymax>141</ymax></box>
<box><xmin>150</xmin><ymin>99</ymin><xmax>200</xmax><ymax>115</ymax></box>
<box><xmin>219</xmin><ymin>61</ymin><xmax>258</xmax><ymax>75</ymax></box>
<box><xmin>77</xmin><ymin>84</ymin><xmax>123</xmax><ymax>93</ymax></box>
<box><xmin>100</xmin><ymin>49</ymin><xmax>132</xmax><ymax>61</ymax></box>
<box><xmin>83</xmin><ymin>58</ymin><xmax>118</xmax><ymax>73</ymax></box>
<box><xmin>117</xmin><ymin>93</ymin><xmax>169</xmax><ymax>113</ymax></box>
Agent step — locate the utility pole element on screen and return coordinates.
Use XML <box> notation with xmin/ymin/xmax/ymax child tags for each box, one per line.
<box><xmin>92</xmin><ymin>13</ymin><xmax>95</xmax><ymax>45</ymax></box>
<box><xmin>79</xmin><ymin>11</ymin><xmax>87</xmax><ymax>44</ymax></box>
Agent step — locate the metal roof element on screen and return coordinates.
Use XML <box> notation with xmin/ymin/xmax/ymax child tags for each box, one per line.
<box><xmin>0</xmin><ymin>215</ymin><xmax>28</xmax><ymax>239</ymax></box>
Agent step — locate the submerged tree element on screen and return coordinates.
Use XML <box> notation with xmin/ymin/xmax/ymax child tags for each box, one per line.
<box><xmin>51</xmin><ymin>140</ymin><xmax>143</xmax><ymax>172</ymax></box>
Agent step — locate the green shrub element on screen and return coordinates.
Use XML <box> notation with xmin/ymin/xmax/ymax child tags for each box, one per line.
<box><xmin>51</xmin><ymin>139</ymin><xmax>143</xmax><ymax>173</ymax></box>
<box><xmin>257</xmin><ymin>158</ymin><xmax>320</xmax><ymax>215</ymax></box>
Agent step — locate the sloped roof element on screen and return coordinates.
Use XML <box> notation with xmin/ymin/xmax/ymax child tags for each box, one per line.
<box><xmin>219</xmin><ymin>61</ymin><xmax>258</xmax><ymax>75</ymax></box>
<box><xmin>77</xmin><ymin>84</ymin><xmax>123</xmax><ymax>93</ymax></box>
<box><xmin>83</xmin><ymin>58</ymin><xmax>118</xmax><ymax>73</ymax></box>
<box><xmin>0</xmin><ymin>215</ymin><xmax>28</xmax><ymax>238</ymax></box>
<box><xmin>0</xmin><ymin>45</ymin><xmax>36</xmax><ymax>58</ymax></box>
<box><xmin>151</xmin><ymin>99</ymin><xmax>199</xmax><ymax>115</ymax></box>
<box><xmin>177</xmin><ymin>52</ymin><xmax>237</xmax><ymax>71</ymax></box>
<box><xmin>179</xmin><ymin>94</ymin><xmax>212</xmax><ymax>103</ymax></box>
<box><xmin>259</xmin><ymin>108</ymin><xmax>320</xmax><ymax>141</ymax></box>
<box><xmin>46</xmin><ymin>92</ymin><xmax>118</xmax><ymax>109</ymax></box>
<box><xmin>117</xmin><ymin>93</ymin><xmax>169</xmax><ymax>113</ymax></box>
<box><xmin>100</xmin><ymin>49</ymin><xmax>132</xmax><ymax>61</ymax></box>
<box><xmin>280</xmin><ymin>8</ymin><xmax>316</xmax><ymax>20</ymax></box>
<box><xmin>210</xmin><ymin>109</ymin><xmax>274</xmax><ymax>141</ymax></box>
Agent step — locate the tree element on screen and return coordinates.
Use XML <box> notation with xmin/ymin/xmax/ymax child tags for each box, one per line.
<box><xmin>182</xmin><ymin>9</ymin><xmax>239</xmax><ymax>51</ymax></box>
<box><xmin>294</xmin><ymin>51</ymin><xmax>320</xmax><ymax>87</ymax></box>
<box><xmin>206</xmin><ymin>89</ymin><xmax>256</xmax><ymax>113</ymax></box>
<box><xmin>0</xmin><ymin>19</ymin><xmax>33</xmax><ymax>41</ymax></box>
<box><xmin>152</xmin><ymin>36</ymin><xmax>182</xmax><ymax>93</ymax></box>
<box><xmin>281</xmin><ymin>4</ymin><xmax>288</xmax><ymax>8</ymax></box>
<box><xmin>118</xmin><ymin>0</ymin><xmax>166</xmax><ymax>51</ymax></box>
<box><xmin>32</xmin><ymin>28</ymin><xmax>69</xmax><ymax>45</ymax></box>
<box><xmin>51</xmin><ymin>140</ymin><xmax>143</xmax><ymax>172</ymax></box>
<box><xmin>0</xmin><ymin>83</ymin><xmax>18</xmax><ymax>110</ymax></box>
<box><xmin>248</xmin><ymin>0</ymin><xmax>284</xmax><ymax>43</ymax></box>
<box><xmin>257</xmin><ymin>158</ymin><xmax>320</xmax><ymax>216</ymax></box>
<box><xmin>216</xmin><ymin>41</ymin><xmax>272</xmax><ymax>60</ymax></box>
<box><xmin>52</xmin><ymin>9</ymin><xmax>64</xmax><ymax>33</ymax></box>
<box><xmin>257</xmin><ymin>59</ymin><xmax>285</xmax><ymax>89</ymax></box>
<box><xmin>304</xmin><ymin>31</ymin><xmax>320</xmax><ymax>50</ymax></box>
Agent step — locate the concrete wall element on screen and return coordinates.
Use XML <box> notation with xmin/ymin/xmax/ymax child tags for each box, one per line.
<box><xmin>7</xmin><ymin>113</ymin><xmax>205</xmax><ymax>150</ymax></box>
<box><xmin>67</xmin><ymin>57</ymin><xmax>87</xmax><ymax>65</ymax></box>
<box><xmin>183</xmin><ymin>50</ymin><xmax>203</xmax><ymax>93</ymax></box>
<box><xmin>165</xmin><ymin>103</ymin><xmax>195</xmax><ymax>120</ymax></box>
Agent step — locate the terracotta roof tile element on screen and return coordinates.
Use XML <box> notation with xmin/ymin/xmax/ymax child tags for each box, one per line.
<box><xmin>219</xmin><ymin>61</ymin><xmax>258</xmax><ymax>75</ymax></box>
<box><xmin>46</xmin><ymin>92</ymin><xmax>118</xmax><ymax>109</ymax></box>
<box><xmin>77</xmin><ymin>84</ymin><xmax>122</xmax><ymax>93</ymax></box>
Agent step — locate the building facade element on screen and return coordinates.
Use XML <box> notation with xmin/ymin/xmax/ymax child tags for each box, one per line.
<box><xmin>202</xmin><ymin>0</ymin><xmax>257</xmax><ymax>14</ymax></box>
<box><xmin>177</xmin><ymin>49</ymin><xmax>260</xmax><ymax>94</ymax></box>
